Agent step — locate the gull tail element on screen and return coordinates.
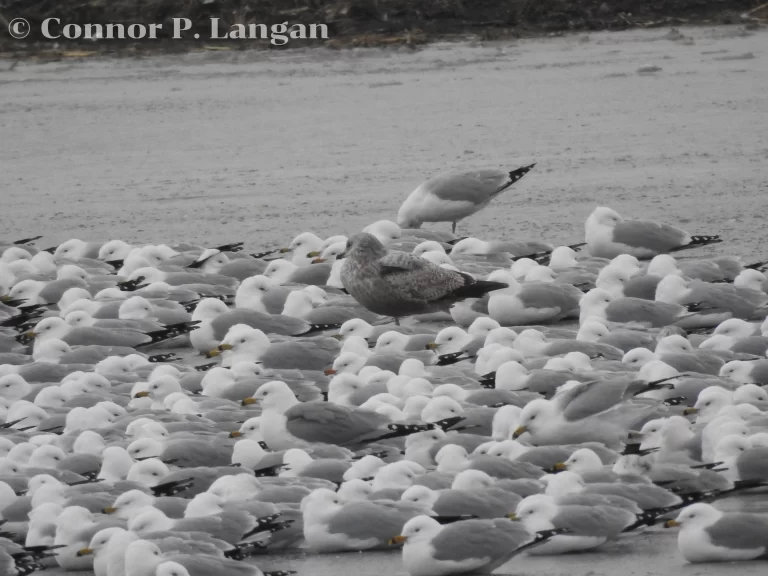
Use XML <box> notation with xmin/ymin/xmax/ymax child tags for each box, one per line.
<box><xmin>671</xmin><ymin>235</ymin><xmax>723</xmax><ymax>252</ymax></box>
<box><xmin>214</xmin><ymin>242</ymin><xmax>244</xmax><ymax>253</ymax></box>
<box><xmin>224</xmin><ymin>541</ymin><xmax>267</xmax><ymax>560</ymax></box>
<box><xmin>436</xmin><ymin>351</ymin><xmax>473</xmax><ymax>366</ymax></box>
<box><xmin>511</xmin><ymin>528</ymin><xmax>571</xmax><ymax>555</ymax></box>
<box><xmin>117</xmin><ymin>276</ymin><xmax>148</xmax><ymax>292</ymax></box>
<box><xmin>491</xmin><ymin>163</ymin><xmax>537</xmax><ymax>198</ymax></box>
<box><xmin>432</xmin><ymin>514</ymin><xmax>477</xmax><ymax>524</ymax></box>
<box><xmin>147</xmin><ymin>353</ymin><xmax>180</xmax><ymax>363</ymax></box>
<box><xmin>151</xmin><ymin>478</ymin><xmax>194</xmax><ymax>497</ymax></box>
<box><xmin>13</xmin><ymin>235</ymin><xmax>44</xmax><ymax>245</ymax></box>
<box><xmin>301</xmin><ymin>323</ymin><xmax>343</xmax><ymax>336</ymax></box>
<box><xmin>450</xmin><ymin>275</ymin><xmax>509</xmax><ymax>301</ymax></box>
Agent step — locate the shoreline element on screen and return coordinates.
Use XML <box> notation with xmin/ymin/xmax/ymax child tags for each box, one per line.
<box><xmin>2</xmin><ymin>1</ymin><xmax>766</xmax><ymax>61</ymax></box>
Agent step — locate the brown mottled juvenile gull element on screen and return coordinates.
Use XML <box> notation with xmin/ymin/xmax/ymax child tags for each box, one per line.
<box><xmin>397</xmin><ymin>164</ymin><xmax>536</xmax><ymax>233</ymax></box>
<box><xmin>585</xmin><ymin>206</ymin><xmax>722</xmax><ymax>259</ymax></box>
<box><xmin>340</xmin><ymin>233</ymin><xmax>508</xmax><ymax>321</ymax></box>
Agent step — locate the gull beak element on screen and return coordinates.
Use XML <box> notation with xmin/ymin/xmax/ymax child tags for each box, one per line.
<box><xmin>512</xmin><ymin>426</ymin><xmax>527</xmax><ymax>439</ymax></box>
<box><xmin>388</xmin><ymin>535</ymin><xmax>407</xmax><ymax>545</ymax></box>
<box><xmin>241</xmin><ymin>397</ymin><xmax>258</xmax><ymax>406</ymax></box>
<box><xmin>229</xmin><ymin>431</ymin><xmax>242</xmax><ymax>438</ymax></box>
<box><xmin>507</xmin><ymin>513</ymin><xmax>519</xmax><ymax>521</ymax></box>
<box><xmin>24</xmin><ymin>330</ymin><xmax>38</xmax><ymax>339</ymax></box>
<box><xmin>627</xmin><ymin>430</ymin><xmax>645</xmax><ymax>440</ymax></box>
<box><xmin>0</xmin><ymin>295</ymin><xmax>12</xmax><ymax>302</ymax></box>
<box><xmin>664</xmin><ymin>519</ymin><xmax>681</xmax><ymax>528</ymax></box>
<box><xmin>683</xmin><ymin>408</ymin><xmax>699</xmax><ymax>415</ymax></box>
<box><xmin>324</xmin><ymin>368</ymin><xmax>337</xmax><ymax>376</ymax></box>
<box><xmin>331</xmin><ymin>334</ymin><xmax>343</xmax><ymax>341</ymax></box>
<box><xmin>279</xmin><ymin>247</ymin><xmax>292</xmax><ymax>253</ymax></box>
<box><xmin>425</xmin><ymin>342</ymin><xmax>440</xmax><ymax>351</ymax></box>
<box><xmin>311</xmin><ymin>258</ymin><xmax>327</xmax><ymax>264</ymax></box>
<box><xmin>133</xmin><ymin>391</ymin><xmax>150</xmax><ymax>398</ymax></box>
<box><xmin>76</xmin><ymin>548</ymin><xmax>93</xmax><ymax>557</ymax></box>
<box><xmin>307</xmin><ymin>251</ymin><xmax>321</xmax><ymax>257</ymax></box>
<box><xmin>552</xmin><ymin>462</ymin><xmax>567</xmax><ymax>471</ymax></box>
<box><xmin>218</xmin><ymin>343</ymin><xmax>233</xmax><ymax>351</ymax></box>
<box><xmin>206</xmin><ymin>349</ymin><xmax>220</xmax><ymax>358</ymax></box>
<box><xmin>102</xmin><ymin>506</ymin><xmax>117</xmax><ymax>514</ymax></box>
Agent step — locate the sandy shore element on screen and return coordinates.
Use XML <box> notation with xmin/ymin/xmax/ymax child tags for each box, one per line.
<box><xmin>2</xmin><ymin>25</ymin><xmax>766</xmax><ymax>259</ymax></box>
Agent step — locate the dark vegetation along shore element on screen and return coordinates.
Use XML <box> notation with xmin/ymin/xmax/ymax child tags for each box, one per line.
<box><xmin>1</xmin><ymin>0</ymin><xmax>767</xmax><ymax>58</ymax></box>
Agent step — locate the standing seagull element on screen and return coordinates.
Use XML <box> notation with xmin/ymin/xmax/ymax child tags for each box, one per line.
<box><xmin>340</xmin><ymin>233</ymin><xmax>508</xmax><ymax>323</ymax></box>
<box><xmin>397</xmin><ymin>164</ymin><xmax>536</xmax><ymax>233</ymax></box>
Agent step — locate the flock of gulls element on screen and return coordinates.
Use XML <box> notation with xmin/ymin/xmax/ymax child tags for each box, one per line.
<box><xmin>2</xmin><ymin>164</ymin><xmax>768</xmax><ymax>576</ymax></box>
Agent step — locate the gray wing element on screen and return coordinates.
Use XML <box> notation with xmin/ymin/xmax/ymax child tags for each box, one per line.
<box><xmin>553</xmin><ymin>505</ymin><xmax>635</xmax><ymax>536</ymax></box>
<box><xmin>326</xmin><ymin>501</ymin><xmax>414</xmax><ymax>542</ymax></box>
<box><xmin>559</xmin><ymin>381</ymin><xmax>628</xmax><ymax>421</ymax></box>
<box><xmin>611</xmin><ymin>220</ymin><xmax>687</xmax><ymax>252</ymax></box>
<box><xmin>623</xmin><ymin>275</ymin><xmax>662</xmax><ymax>301</ymax></box>
<box><xmin>211</xmin><ymin>309</ymin><xmax>309</xmax><ymax>339</ymax></box>
<box><xmin>705</xmin><ymin>514</ymin><xmax>768</xmax><ymax>550</ymax></box>
<box><xmin>162</xmin><ymin>440</ymin><xmax>233</xmax><ymax>468</ymax></box>
<box><xmin>517</xmin><ymin>284</ymin><xmax>581</xmax><ymax>312</ymax></box>
<box><xmin>606</xmin><ymin>298</ymin><xmax>685</xmax><ymax>327</ymax></box>
<box><xmin>260</xmin><ymin>341</ymin><xmax>337</xmax><ymax>370</ymax></box>
<box><xmin>62</xmin><ymin>327</ymin><xmax>149</xmax><ymax>347</ymax></box>
<box><xmin>435</xmin><ymin>489</ymin><xmax>519</xmax><ymax>519</ymax></box>
<box><xmin>284</xmin><ymin>403</ymin><xmax>388</xmax><ymax>445</ymax></box>
<box><xmin>288</xmin><ymin>264</ymin><xmax>332</xmax><ymax>286</ymax></box>
<box><xmin>468</xmin><ymin>456</ymin><xmax>544</xmax><ymax>480</ymax></box>
<box><xmin>736</xmin><ymin>448</ymin><xmax>768</xmax><ymax>480</ymax></box>
<box><xmin>426</xmin><ymin>169</ymin><xmax>510</xmax><ymax>204</ymax></box>
<box><xmin>431</xmin><ymin>518</ymin><xmax>532</xmax><ymax>562</ymax></box>
<box><xmin>587</xmin><ymin>483</ymin><xmax>678</xmax><ymax>509</ymax></box>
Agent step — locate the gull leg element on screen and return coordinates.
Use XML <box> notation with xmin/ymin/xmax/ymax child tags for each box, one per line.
<box><xmin>452</xmin><ymin>221</ymin><xmax>457</xmax><ymax>234</ymax></box>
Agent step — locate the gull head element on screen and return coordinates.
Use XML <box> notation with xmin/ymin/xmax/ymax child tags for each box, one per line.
<box><xmin>514</xmin><ymin>398</ymin><xmax>557</xmax><ymax>439</ymax></box>
<box><xmin>586</xmin><ymin>206</ymin><xmax>623</xmax><ymax>229</ymax></box>
<box><xmin>668</xmin><ymin>503</ymin><xmax>722</xmax><ymax>530</ymax></box>
<box><xmin>513</xmin><ymin>494</ymin><xmax>558</xmax><ymax>531</ymax></box>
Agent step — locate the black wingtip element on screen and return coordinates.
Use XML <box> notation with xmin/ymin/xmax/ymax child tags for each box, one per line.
<box><xmin>13</xmin><ymin>235</ymin><xmax>44</xmax><ymax>245</ymax></box>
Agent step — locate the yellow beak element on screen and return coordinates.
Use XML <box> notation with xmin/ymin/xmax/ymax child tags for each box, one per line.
<box><xmin>512</xmin><ymin>426</ymin><xmax>528</xmax><ymax>439</ymax></box>
<box><xmin>241</xmin><ymin>397</ymin><xmax>258</xmax><ymax>406</ymax></box>
<box><xmin>76</xmin><ymin>548</ymin><xmax>93</xmax><ymax>557</ymax></box>
<box><xmin>552</xmin><ymin>462</ymin><xmax>567</xmax><ymax>471</ymax></box>
<box><xmin>388</xmin><ymin>535</ymin><xmax>407</xmax><ymax>545</ymax></box>
<box><xmin>425</xmin><ymin>342</ymin><xmax>440</xmax><ymax>351</ymax></box>
<box><xmin>25</xmin><ymin>330</ymin><xmax>38</xmax><ymax>339</ymax></box>
<box><xmin>102</xmin><ymin>506</ymin><xmax>117</xmax><ymax>514</ymax></box>
<box><xmin>324</xmin><ymin>368</ymin><xmax>337</xmax><ymax>376</ymax></box>
<box><xmin>664</xmin><ymin>519</ymin><xmax>681</xmax><ymax>528</ymax></box>
<box><xmin>206</xmin><ymin>349</ymin><xmax>220</xmax><ymax>358</ymax></box>
<box><xmin>0</xmin><ymin>295</ymin><xmax>11</xmax><ymax>302</ymax></box>
<box><xmin>218</xmin><ymin>343</ymin><xmax>233</xmax><ymax>351</ymax></box>
<box><xmin>279</xmin><ymin>247</ymin><xmax>292</xmax><ymax>253</ymax></box>
<box><xmin>331</xmin><ymin>334</ymin><xmax>343</xmax><ymax>341</ymax></box>
<box><xmin>229</xmin><ymin>431</ymin><xmax>242</xmax><ymax>438</ymax></box>
<box><xmin>133</xmin><ymin>391</ymin><xmax>150</xmax><ymax>398</ymax></box>
<box><xmin>311</xmin><ymin>258</ymin><xmax>327</xmax><ymax>264</ymax></box>
<box><xmin>683</xmin><ymin>408</ymin><xmax>699</xmax><ymax>415</ymax></box>
<box><xmin>307</xmin><ymin>251</ymin><xmax>321</xmax><ymax>257</ymax></box>
<box><xmin>507</xmin><ymin>513</ymin><xmax>519</xmax><ymax>521</ymax></box>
